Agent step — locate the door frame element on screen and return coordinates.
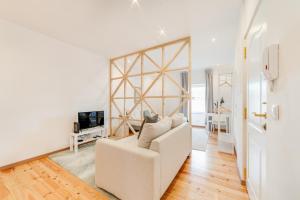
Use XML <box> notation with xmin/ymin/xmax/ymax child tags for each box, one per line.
<box><xmin>243</xmin><ymin>1</ymin><xmax>264</xmax><ymax>199</ymax></box>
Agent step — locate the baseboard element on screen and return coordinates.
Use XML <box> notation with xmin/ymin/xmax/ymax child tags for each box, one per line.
<box><xmin>234</xmin><ymin>146</ymin><xmax>247</xmax><ymax>186</ymax></box>
<box><xmin>192</xmin><ymin>125</ymin><xmax>206</xmax><ymax>128</ymax></box>
<box><xmin>0</xmin><ymin>147</ymin><xmax>69</xmax><ymax>170</ymax></box>
<box><xmin>247</xmin><ymin>179</ymin><xmax>256</xmax><ymax>200</ymax></box>
<box><xmin>241</xmin><ymin>178</ymin><xmax>247</xmax><ymax>186</ymax></box>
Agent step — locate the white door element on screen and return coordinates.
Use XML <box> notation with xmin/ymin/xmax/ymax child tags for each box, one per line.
<box><xmin>246</xmin><ymin>7</ymin><xmax>267</xmax><ymax>200</ymax></box>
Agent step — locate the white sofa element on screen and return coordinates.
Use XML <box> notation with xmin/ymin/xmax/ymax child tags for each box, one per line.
<box><xmin>95</xmin><ymin>122</ymin><xmax>192</xmax><ymax>200</ymax></box>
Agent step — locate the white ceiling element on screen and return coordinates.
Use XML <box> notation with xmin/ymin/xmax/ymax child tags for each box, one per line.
<box><xmin>0</xmin><ymin>0</ymin><xmax>241</xmax><ymax>69</ymax></box>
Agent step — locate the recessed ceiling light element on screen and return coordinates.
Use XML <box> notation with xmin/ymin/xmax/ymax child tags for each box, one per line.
<box><xmin>159</xmin><ymin>28</ymin><xmax>167</xmax><ymax>37</ymax></box>
<box><xmin>131</xmin><ymin>0</ymin><xmax>140</xmax><ymax>7</ymax></box>
<box><xmin>211</xmin><ymin>37</ymin><xmax>216</xmax><ymax>43</ymax></box>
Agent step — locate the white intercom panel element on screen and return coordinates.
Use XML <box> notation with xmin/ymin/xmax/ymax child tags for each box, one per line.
<box><xmin>263</xmin><ymin>44</ymin><xmax>279</xmax><ymax>81</ymax></box>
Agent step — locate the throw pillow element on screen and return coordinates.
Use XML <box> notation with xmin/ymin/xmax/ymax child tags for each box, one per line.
<box><xmin>137</xmin><ymin>114</ymin><xmax>159</xmax><ymax>140</ymax></box>
<box><xmin>171</xmin><ymin>113</ymin><xmax>187</xmax><ymax>128</ymax></box>
<box><xmin>143</xmin><ymin>110</ymin><xmax>151</xmax><ymax>118</ymax></box>
<box><xmin>144</xmin><ymin>114</ymin><xmax>159</xmax><ymax>123</ymax></box>
<box><xmin>138</xmin><ymin>117</ymin><xmax>172</xmax><ymax>148</ymax></box>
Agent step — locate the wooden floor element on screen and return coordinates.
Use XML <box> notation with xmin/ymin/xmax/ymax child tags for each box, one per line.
<box><xmin>162</xmin><ymin>132</ymin><xmax>249</xmax><ymax>200</ymax></box>
<box><xmin>0</xmin><ymin>158</ymin><xmax>108</xmax><ymax>200</ymax></box>
<box><xmin>0</xmin><ymin>130</ymin><xmax>248</xmax><ymax>200</ymax></box>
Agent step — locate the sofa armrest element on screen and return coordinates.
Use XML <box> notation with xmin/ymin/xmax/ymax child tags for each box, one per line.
<box><xmin>150</xmin><ymin>123</ymin><xmax>192</xmax><ymax>196</ymax></box>
<box><xmin>95</xmin><ymin>139</ymin><xmax>160</xmax><ymax>200</ymax></box>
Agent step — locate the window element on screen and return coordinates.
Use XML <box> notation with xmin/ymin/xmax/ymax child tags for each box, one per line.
<box><xmin>192</xmin><ymin>84</ymin><xmax>206</xmax><ymax>126</ymax></box>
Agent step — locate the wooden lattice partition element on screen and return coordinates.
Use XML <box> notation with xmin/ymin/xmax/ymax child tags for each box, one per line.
<box><xmin>109</xmin><ymin>37</ymin><xmax>191</xmax><ymax>136</ymax></box>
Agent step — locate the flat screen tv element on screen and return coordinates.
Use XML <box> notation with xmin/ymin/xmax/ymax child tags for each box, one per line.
<box><xmin>78</xmin><ymin>111</ymin><xmax>104</xmax><ymax>130</ymax></box>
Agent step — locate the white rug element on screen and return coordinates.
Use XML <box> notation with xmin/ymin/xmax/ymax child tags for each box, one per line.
<box><xmin>49</xmin><ymin>142</ymin><xmax>119</xmax><ymax>200</ymax></box>
<box><xmin>192</xmin><ymin>128</ymin><xmax>209</xmax><ymax>151</ymax></box>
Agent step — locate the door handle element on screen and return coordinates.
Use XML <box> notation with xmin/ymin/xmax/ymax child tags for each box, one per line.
<box><xmin>252</xmin><ymin>112</ymin><xmax>267</xmax><ymax>119</ymax></box>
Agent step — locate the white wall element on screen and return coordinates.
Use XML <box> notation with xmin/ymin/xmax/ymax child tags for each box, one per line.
<box><xmin>234</xmin><ymin>0</ymin><xmax>300</xmax><ymax>199</ymax></box>
<box><xmin>262</xmin><ymin>1</ymin><xmax>300</xmax><ymax>199</ymax></box>
<box><xmin>0</xmin><ymin>19</ymin><xmax>108</xmax><ymax>167</ymax></box>
<box><xmin>192</xmin><ymin>69</ymin><xmax>205</xmax><ymax>84</ymax></box>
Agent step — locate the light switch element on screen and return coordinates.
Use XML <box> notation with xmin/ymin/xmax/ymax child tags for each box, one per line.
<box><xmin>271</xmin><ymin>104</ymin><xmax>279</xmax><ymax>120</ymax></box>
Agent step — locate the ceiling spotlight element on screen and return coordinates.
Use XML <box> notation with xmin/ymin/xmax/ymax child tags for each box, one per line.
<box><xmin>131</xmin><ymin>0</ymin><xmax>140</xmax><ymax>7</ymax></box>
<box><xmin>211</xmin><ymin>37</ymin><xmax>216</xmax><ymax>43</ymax></box>
<box><xmin>159</xmin><ymin>28</ymin><xmax>167</xmax><ymax>37</ymax></box>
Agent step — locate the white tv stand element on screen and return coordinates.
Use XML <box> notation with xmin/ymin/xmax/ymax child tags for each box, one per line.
<box><xmin>70</xmin><ymin>126</ymin><xmax>107</xmax><ymax>153</ymax></box>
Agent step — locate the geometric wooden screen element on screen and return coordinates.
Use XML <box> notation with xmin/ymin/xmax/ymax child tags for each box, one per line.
<box><xmin>109</xmin><ymin>37</ymin><xmax>191</xmax><ymax>137</ymax></box>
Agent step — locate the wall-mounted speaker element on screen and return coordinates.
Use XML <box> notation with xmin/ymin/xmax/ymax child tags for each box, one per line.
<box><xmin>74</xmin><ymin>122</ymin><xmax>80</xmax><ymax>133</ymax></box>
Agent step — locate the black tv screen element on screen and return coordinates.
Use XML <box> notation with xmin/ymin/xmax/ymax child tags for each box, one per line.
<box><xmin>78</xmin><ymin>111</ymin><xmax>104</xmax><ymax>130</ymax></box>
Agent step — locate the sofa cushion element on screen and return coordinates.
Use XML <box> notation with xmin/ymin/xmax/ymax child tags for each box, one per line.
<box><xmin>171</xmin><ymin>113</ymin><xmax>187</xmax><ymax>128</ymax></box>
<box><xmin>138</xmin><ymin>117</ymin><xmax>172</xmax><ymax>148</ymax></box>
<box><xmin>149</xmin><ymin>122</ymin><xmax>191</xmax><ymax>195</ymax></box>
<box><xmin>118</xmin><ymin>135</ymin><xmax>138</xmax><ymax>146</ymax></box>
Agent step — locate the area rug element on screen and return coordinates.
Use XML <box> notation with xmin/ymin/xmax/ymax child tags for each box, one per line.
<box><xmin>49</xmin><ymin>142</ymin><xmax>119</xmax><ymax>200</ymax></box>
<box><xmin>192</xmin><ymin>128</ymin><xmax>209</xmax><ymax>151</ymax></box>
